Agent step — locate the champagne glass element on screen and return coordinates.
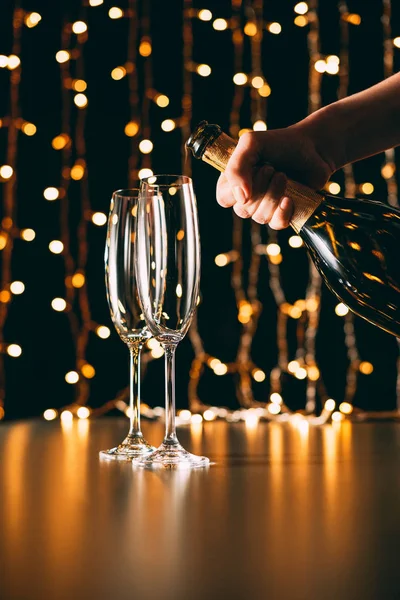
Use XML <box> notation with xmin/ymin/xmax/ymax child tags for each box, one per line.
<box><xmin>134</xmin><ymin>175</ymin><xmax>209</xmax><ymax>469</ymax></box>
<box><xmin>99</xmin><ymin>189</ymin><xmax>156</xmax><ymax>460</ymax></box>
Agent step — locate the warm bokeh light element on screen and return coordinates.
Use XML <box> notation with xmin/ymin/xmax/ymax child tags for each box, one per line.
<box><xmin>21</xmin><ymin>228</ymin><xmax>35</xmax><ymax>241</ymax></box>
<box><xmin>51</xmin><ymin>298</ymin><xmax>67</xmax><ymax>312</ymax></box>
<box><xmin>233</xmin><ymin>72</ymin><xmax>247</xmax><ymax>85</ymax></box>
<box><xmin>65</xmin><ymin>371</ymin><xmax>79</xmax><ymax>384</ymax></box>
<box><xmin>251</xmin><ymin>75</ymin><xmax>264</xmax><ymax>88</ymax></box>
<box><xmin>213</xmin><ymin>18</ymin><xmax>228</xmax><ymax>31</ymax></box>
<box><xmin>0</xmin><ymin>55</ymin><xmax>8</xmax><ymax>68</ymax></box>
<box><xmin>268</xmin><ymin>402</ymin><xmax>281</xmax><ymax>415</ymax></box>
<box><xmin>258</xmin><ymin>84</ymin><xmax>271</xmax><ymax>97</ymax></box>
<box><xmin>294</xmin><ymin>15</ymin><xmax>308</xmax><ymax>27</ymax></box>
<box><xmin>52</xmin><ymin>134</ymin><xmax>70</xmax><ymax>150</ymax></box>
<box><xmin>268</xmin><ymin>22</ymin><xmax>282</xmax><ymax>34</ymax></box>
<box><xmin>359</xmin><ymin>361</ymin><xmax>374</xmax><ymax>375</ymax></box>
<box><xmin>161</xmin><ymin>119</ymin><xmax>176</xmax><ymax>132</ymax></box>
<box><xmin>288</xmin><ymin>360</ymin><xmax>300</xmax><ymax>373</ymax></box>
<box><xmin>111</xmin><ymin>66</ymin><xmax>126</xmax><ymax>80</ymax></box>
<box><xmin>270</xmin><ymin>392</ymin><xmax>283</xmax><ymax>404</ymax></box>
<box><xmin>71</xmin><ymin>164</ymin><xmax>85</xmax><ymax>180</ymax></box>
<box><xmin>394</xmin><ymin>37</ymin><xmax>400</xmax><ymax>48</ymax></box>
<box><xmin>56</xmin><ymin>50</ymin><xmax>70</xmax><ymax>63</ymax></box>
<box><xmin>43</xmin><ymin>408</ymin><xmax>57</xmax><ymax>421</ymax></box>
<box><xmin>44</xmin><ymin>187</ymin><xmax>59</xmax><ymax>201</ymax></box>
<box><xmin>213</xmin><ymin>363</ymin><xmax>228</xmax><ymax>376</ymax></box>
<box><xmin>72</xmin><ymin>21</ymin><xmax>87</xmax><ymax>34</ymax></box>
<box><xmin>191</xmin><ymin>414</ymin><xmax>203</xmax><ymax>424</ymax></box>
<box><xmin>139</xmin><ymin>39</ymin><xmax>152</xmax><ymax>57</ymax></box>
<box><xmin>331</xmin><ymin>411</ymin><xmax>343</xmax><ymax>422</ymax></box>
<box><xmin>60</xmin><ymin>410</ymin><xmax>73</xmax><ymax>422</ymax></box>
<box><xmin>74</xmin><ymin>93</ymin><xmax>88</xmax><ymax>108</ymax></box>
<box><xmin>327</xmin><ymin>182</ymin><xmax>341</xmax><ymax>194</ymax></box>
<box><xmin>360</xmin><ymin>182</ymin><xmax>374</xmax><ymax>195</ymax></box>
<box><xmin>324</xmin><ymin>399</ymin><xmax>336</xmax><ymax>412</ymax></box>
<box><xmin>203</xmin><ymin>409</ymin><xmax>216</xmax><ymax>421</ymax></box>
<box><xmin>124</xmin><ymin>121</ymin><xmax>139</xmax><ymax>137</ymax></box>
<box><xmin>381</xmin><ymin>163</ymin><xmax>396</xmax><ymax>179</ymax></box>
<box><xmin>92</xmin><ymin>212</ymin><xmax>107</xmax><ymax>226</ymax></box>
<box><xmin>109</xmin><ymin>7</ymin><xmax>123</xmax><ymax>19</ymax></box>
<box><xmin>335</xmin><ymin>302</ymin><xmax>349</xmax><ymax>316</ymax></box>
<box><xmin>81</xmin><ymin>364</ymin><xmax>96</xmax><ymax>379</ymax></box>
<box><xmin>197</xmin><ymin>64</ymin><xmax>212</xmax><ymax>77</ymax></box>
<box><xmin>7</xmin><ymin>55</ymin><xmax>20</xmax><ymax>70</ymax></box>
<box><xmin>21</xmin><ymin>122</ymin><xmax>37</xmax><ymax>136</ymax></box>
<box><xmin>215</xmin><ymin>253</ymin><xmax>228</xmax><ymax>267</ymax></box>
<box><xmin>0</xmin><ymin>165</ymin><xmax>13</xmax><ymax>179</ymax></box>
<box><xmin>325</xmin><ymin>61</ymin><xmax>339</xmax><ymax>75</ymax></box>
<box><xmin>339</xmin><ymin>402</ymin><xmax>353</xmax><ymax>415</ymax></box>
<box><xmin>72</xmin><ymin>273</ymin><xmax>85</xmax><ymax>288</ymax></box>
<box><xmin>294</xmin><ymin>2</ymin><xmax>308</xmax><ymax>14</ymax></box>
<box><xmin>77</xmin><ymin>406</ymin><xmax>91</xmax><ymax>419</ymax></box>
<box><xmin>7</xmin><ymin>344</ymin><xmax>22</xmax><ymax>357</ymax></box>
<box><xmin>138</xmin><ymin>168</ymin><xmax>153</xmax><ymax>179</ymax></box>
<box><xmin>155</xmin><ymin>94</ymin><xmax>169</xmax><ymax>107</ymax></box>
<box><xmin>308</xmin><ymin>365</ymin><xmax>320</xmax><ymax>381</ymax></box>
<box><xmin>49</xmin><ymin>240</ymin><xmax>64</xmax><ymax>254</ymax></box>
<box><xmin>89</xmin><ymin>0</ymin><xmax>103</xmax><ymax>5</ymax></box>
<box><xmin>25</xmin><ymin>12</ymin><xmax>42</xmax><ymax>28</ymax></box>
<box><xmin>73</xmin><ymin>79</ymin><xmax>87</xmax><ymax>92</ymax></box>
<box><xmin>253</xmin><ymin>120</ymin><xmax>267</xmax><ymax>131</ymax></box>
<box><xmin>96</xmin><ymin>325</ymin><xmax>111</xmax><ymax>339</ymax></box>
<box><xmin>266</xmin><ymin>243</ymin><xmax>281</xmax><ymax>256</ymax></box>
<box><xmin>10</xmin><ymin>281</ymin><xmax>25</xmax><ymax>295</ymax></box>
<box><xmin>295</xmin><ymin>367</ymin><xmax>307</xmax><ymax>380</ymax></box>
<box><xmin>198</xmin><ymin>9</ymin><xmax>212</xmax><ymax>21</ymax></box>
<box><xmin>139</xmin><ymin>139</ymin><xmax>153</xmax><ymax>154</ymax></box>
<box><xmin>244</xmin><ymin>22</ymin><xmax>257</xmax><ymax>36</ymax></box>
<box><xmin>252</xmin><ymin>369</ymin><xmax>266</xmax><ymax>382</ymax></box>
<box><xmin>314</xmin><ymin>59</ymin><xmax>326</xmax><ymax>73</ymax></box>
<box><xmin>0</xmin><ymin>290</ymin><xmax>11</xmax><ymax>303</ymax></box>
<box><xmin>289</xmin><ymin>235</ymin><xmax>303</xmax><ymax>248</ymax></box>
<box><xmin>342</xmin><ymin>13</ymin><xmax>361</xmax><ymax>25</ymax></box>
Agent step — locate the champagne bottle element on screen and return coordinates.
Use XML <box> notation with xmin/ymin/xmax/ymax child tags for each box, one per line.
<box><xmin>186</xmin><ymin>120</ymin><xmax>400</xmax><ymax>337</ymax></box>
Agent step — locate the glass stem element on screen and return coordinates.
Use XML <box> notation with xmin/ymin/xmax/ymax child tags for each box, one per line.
<box><xmin>128</xmin><ymin>341</ymin><xmax>143</xmax><ymax>438</ymax></box>
<box><xmin>163</xmin><ymin>343</ymin><xmax>178</xmax><ymax>445</ymax></box>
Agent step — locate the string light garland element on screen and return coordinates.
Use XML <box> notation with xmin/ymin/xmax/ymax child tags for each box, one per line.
<box><xmin>0</xmin><ymin>2</ymin><xmax>399</xmax><ymax>426</ymax></box>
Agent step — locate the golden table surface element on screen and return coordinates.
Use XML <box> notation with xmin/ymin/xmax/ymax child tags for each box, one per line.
<box><xmin>1</xmin><ymin>418</ymin><xmax>400</xmax><ymax>600</ymax></box>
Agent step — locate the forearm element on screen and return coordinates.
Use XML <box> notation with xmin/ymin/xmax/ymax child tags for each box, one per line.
<box><xmin>298</xmin><ymin>72</ymin><xmax>400</xmax><ymax>172</ymax></box>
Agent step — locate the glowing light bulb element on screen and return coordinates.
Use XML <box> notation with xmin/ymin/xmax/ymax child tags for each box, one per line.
<box><xmin>253</xmin><ymin>120</ymin><xmax>267</xmax><ymax>131</ymax></box>
<box><xmin>198</xmin><ymin>9</ymin><xmax>212</xmax><ymax>21</ymax></box>
<box><xmin>213</xmin><ymin>18</ymin><xmax>228</xmax><ymax>31</ymax></box>
<box><xmin>203</xmin><ymin>409</ymin><xmax>216</xmax><ymax>421</ymax></box>
<box><xmin>308</xmin><ymin>366</ymin><xmax>320</xmax><ymax>381</ymax></box>
<box><xmin>233</xmin><ymin>72</ymin><xmax>247</xmax><ymax>85</ymax></box>
<box><xmin>295</xmin><ymin>367</ymin><xmax>308</xmax><ymax>380</ymax></box>
<box><xmin>89</xmin><ymin>0</ymin><xmax>104</xmax><ymax>5</ymax></box>
<box><xmin>266</xmin><ymin>243</ymin><xmax>281</xmax><ymax>256</ymax></box>
<box><xmin>359</xmin><ymin>361</ymin><xmax>373</xmax><ymax>375</ymax></box>
<box><xmin>339</xmin><ymin>402</ymin><xmax>353</xmax><ymax>414</ymax></box>
<box><xmin>139</xmin><ymin>139</ymin><xmax>153</xmax><ymax>154</ymax></box>
<box><xmin>65</xmin><ymin>371</ymin><xmax>79</xmax><ymax>384</ymax></box>
<box><xmin>270</xmin><ymin>392</ymin><xmax>283</xmax><ymax>404</ymax></box>
<box><xmin>238</xmin><ymin>128</ymin><xmax>252</xmax><ymax>137</ymax></box>
<box><xmin>25</xmin><ymin>12</ymin><xmax>42</xmax><ymax>28</ymax></box>
<box><xmin>109</xmin><ymin>7</ymin><xmax>123</xmax><ymax>19</ymax></box>
<box><xmin>124</xmin><ymin>121</ymin><xmax>139</xmax><ymax>137</ymax></box>
<box><xmin>252</xmin><ymin>369</ymin><xmax>266</xmax><ymax>382</ymax></box>
<box><xmin>381</xmin><ymin>163</ymin><xmax>396</xmax><ymax>179</ymax></box>
<box><xmin>327</xmin><ymin>182</ymin><xmax>340</xmax><ymax>194</ymax></box>
<box><xmin>314</xmin><ymin>60</ymin><xmax>326</xmax><ymax>73</ymax></box>
<box><xmin>111</xmin><ymin>66</ymin><xmax>126</xmax><ymax>80</ymax></box>
<box><xmin>197</xmin><ymin>64</ymin><xmax>212</xmax><ymax>77</ymax></box>
<box><xmin>72</xmin><ymin>79</ymin><xmax>87</xmax><ymax>92</ymax></box>
<box><xmin>96</xmin><ymin>325</ymin><xmax>111</xmax><ymax>339</ymax></box>
<box><xmin>161</xmin><ymin>119</ymin><xmax>176</xmax><ymax>132</ymax></box>
<box><xmin>214</xmin><ymin>363</ymin><xmax>228</xmax><ymax>376</ymax></box>
<box><xmin>43</xmin><ymin>408</ymin><xmax>57</xmax><ymax>420</ymax></box>
<box><xmin>0</xmin><ymin>165</ymin><xmax>13</xmax><ymax>179</ymax></box>
<box><xmin>138</xmin><ymin>168</ymin><xmax>153</xmax><ymax>179</ymax></box>
<box><xmin>60</xmin><ymin>410</ymin><xmax>73</xmax><ymax>422</ymax></box>
<box><xmin>77</xmin><ymin>406</ymin><xmax>90</xmax><ymax>419</ymax></box>
<box><xmin>324</xmin><ymin>399</ymin><xmax>336</xmax><ymax>412</ymax></box>
<box><xmin>325</xmin><ymin>61</ymin><xmax>339</xmax><ymax>75</ymax></box>
<box><xmin>294</xmin><ymin>15</ymin><xmax>308</xmax><ymax>27</ymax></box>
<box><xmin>72</xmin><ymin>21</ymin><xmax>87</xmax><ymax>34</ymax></box>
<box><xmin>0</xmin><ymin>55</ymin><xmax>8</xmax><ymax>68</ymax></box>
<box><xmin>289</xmin><ymin>235</ymin><xmax>303</xmax><ymax>248</ymax></box>
<box><xmin>288</xmin><ymin>360</ymin><xmax>300</xmax><ymax>373</ymax></box>
<box><xmin>56</xmin><ymin>50</ymin><xmax>70</xmax><ymax>63</ymax></box>
<box><xmin>7</xmin><ymin>55</ymin><xmax>20</xmax><ymax>69</ymax></box>
<box><xmin>81</xmin><ymin>364</ymin><xmax>96</xmax><ymax>379</ymax></box>
<box><xmin>191</xmin><ymin>414</ymin><xmax>203</xmax><ymax>424</ymax></box>
<box><xmin>268</xmin><ymin>403</ymin><xmax>281</xmax><ymax>415</ymax></box>
<box><xmin>71</xmin><ymin>164</ymin><xmax>85</xmax><ymax>180</ymax></box>
<box><xmin>215</xmin><ymin>253</ymin><xmax>228</xmax><ymax>267</ymax></box>
<box><xmin>74</xmin><ymin>93</ymin><xmax>88</xmax><ymax>108</ymax></box>
<box><xmin>294</xmin><ymin>2</ymin><xmax>308</xmax><ymax>14</ymax></box>
<box><xmin>258</xmin><ymin>84</ymin><xmax>271</xmax><ymax>97</ymax></box>
<box><xmin>21</xmin><ymin>228</ymin><xmax>35</xmax><ymax>241</ymax></box>
<box><xmin>394</xmin><ymin>37</ymin><xmax>400</xmax><ymax>48</ymax></box>
<box><xmin>342</xmin><ymin>13</ymin><xmax>361</xmax><ymax>25</ymax></box>
<box><xmin>332</xmin><ymin>411</ymin><xmax>343</xmax><ymax>422</ymax></box>
<box><xmin>155</xmin><ymin>94</ymin><xmax>169</xmax><ymax>107</ymax></box>
<box><xmin>139</xmin><ymin>39</ymin><xmax>152</xmax><ymax>57</ymax></box>
<box><xmin>52</xmin><ymin>134</ymin><xmax>70</xmax><ymax>150</ymax></box>
<box><xmin>360</xmin><ymin>182</ymin><xmax>374</xmax><ymax>195</ymax></box>
<box><xmin>43</xmin><ymin>187</ymin><xmax>59</xmax><ymax>201</ymax></box>
<box><xmin>92</xmin><ymin>212</ymin><xmax>107</xmax><ymax>226</ymax></box>
<box><xmin>22</xmin><ymin>122</ymin><xmax>37</xmax><ymax>136</ymax></box>
<box><xmin>0</xmin><ymin>290</ymin><xmax>11</xmax><ymax>303</ymax></box>
<box><xmin>268</xmin><ymin>22</ymin><xmax>281</xmax><ymax>34</ymax></box>
<box><xmin>251</xmin><ymin>75</ymin><xmax>264</xmax><ymax>89</ymax></box>
<box><xmin>49</xmin><ymin>240</ymin><xmax>64</xmax><ymax>254</ymax></box>
<box><xmin>51</xmin><ymin>298</ymin><xmax>67</xmax><ymax>311</ymax></box>
<box><xmin>10</xmin><ymin>281</ymin><xmax>25</xmax><ymax>295</ymax></box>
<box><xmin>335</xmin><ymin>302</ymin><xmax>349</xmax><ymax>316</ymax></box>
<box><xmin>7</xmin><ymin>344</ymin><xmax>22</xmax><ymax>357</ymax></box>
<box><xmin>72</xmin><ymin>272</ymin><xmax>85</xmax><ymax>288</ymax></box>
<box><xmin>244</xmin><ymin>22</ymin><xmax>257</xmax><ymax>36</ymax></box>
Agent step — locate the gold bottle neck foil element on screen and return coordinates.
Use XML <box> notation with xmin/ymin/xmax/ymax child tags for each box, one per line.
<box><xmin>201</xmin><ymin>131</ymin><xmax>324</xmax><ymax>232</ymax></box>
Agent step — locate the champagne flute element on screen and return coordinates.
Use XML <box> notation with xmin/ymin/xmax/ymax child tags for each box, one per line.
<box><xmin>134</xmin><ymin>175</ymin><xmax>209</xmax><ymax>469</ymax></box>
<box><xmin>99</xmin><ymin>189</ymin><xmax>155</xmax><ymax>460</ymax></box>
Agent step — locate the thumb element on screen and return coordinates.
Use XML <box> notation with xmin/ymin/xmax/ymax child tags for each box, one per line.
<box><xmin>225</xmin><ymin>132</ymin><xmax>260</xmax><ymax>203</ymax></box>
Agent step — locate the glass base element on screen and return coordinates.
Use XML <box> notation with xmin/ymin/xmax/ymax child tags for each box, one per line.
<box><xmin>99</xmin><ymin>433</ymin><xmax>156</xmax><ymax>461</ymax></box>
<box><xmin>132</xmin><ymin>441</ymin><xmax>210</xmax><ymax>470</ymax></box>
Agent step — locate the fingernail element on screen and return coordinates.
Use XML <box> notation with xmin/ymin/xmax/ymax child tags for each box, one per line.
<box><xmin>233</xmin><ymin>186</ymin><xmax>247</xmax><ymax>204</ymax></box>
<box><xmin>279</xmin><ymin>196</ymin><xmax>291</xmax><ymax>211</ymax></box>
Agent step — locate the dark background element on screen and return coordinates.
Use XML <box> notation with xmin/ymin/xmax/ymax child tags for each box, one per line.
<box><xmin>1</xmin><ymin>0</ymin><xmax>400</xmax><ymax>420</ymax></box>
